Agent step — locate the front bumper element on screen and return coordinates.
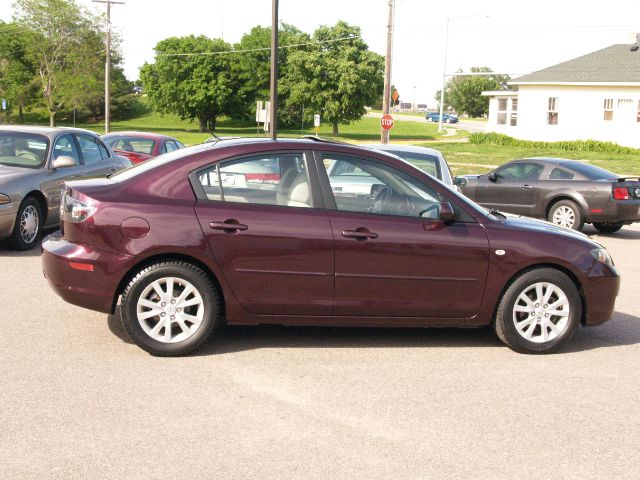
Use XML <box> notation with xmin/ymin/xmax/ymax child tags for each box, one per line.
<box><xmin>0</xmin><ymin>203</ymin><xmax>18</xmax><ymax>239</ymax></box>
<box><xmin>582</xmin><ymin>262</ymin><xmax>620</xmax><ymax>326</ymax></box>
<box><xmin>42</xmin><ymin>232</ymin><xmax>135</xmax><ymax>314</ymax></box>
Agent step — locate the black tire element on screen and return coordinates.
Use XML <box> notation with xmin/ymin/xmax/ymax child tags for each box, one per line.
<box><xmin>426</xmin><ymin>117</ymin><xmax>434</xmax><ymax>122</ymax></box>
<box><xmin>120</xmin><ymin>261</ymin><xmax>221</xmax><ymax>356</ymax></box>
<box><xmin>446</xmin><ymin>118</ymin><xmax>452</xmax><ymax>124</ymax></box>
<box><xmin>547</xmin><ymin>199</ymin><xmax>584</xmax><ymax>231</ymax></box>
<box><xmin>593</xmin><ymin>222</ymin><xmax>623</xmax><ymax>234</ymax></box>
<box><xmin>494</xmin><ymin>268</ymin><xmax>581</xmax><ymax>354</ymax></box>
<box><xmin>9</xmin><ymin>197</ymin><xmax>42</xmax><ymax>251</ymax></box>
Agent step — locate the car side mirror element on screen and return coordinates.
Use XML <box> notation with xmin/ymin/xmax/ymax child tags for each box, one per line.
<box><xmin>487</xmin><ymin>172</ymin><xmax>498</xmax><ymax>182</ymax></box>
<box><xmin>52</xmin><ymin>155</ymin><xmax>77</xmax><ymax>169</ymax></box>
<box><xmin>439</xmin><ymin>202</ymin><xmax>455</xmax><ymax>224</ymax></box>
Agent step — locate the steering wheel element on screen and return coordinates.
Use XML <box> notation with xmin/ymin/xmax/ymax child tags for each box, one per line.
<box><xmin>418</xmin><ymin>203</ymin><xmax>440</xmax><ymax>219</ymax></box>
<box><xmin>370</xmin><ymin>186</ymin><xmax>392</xmax><ymax>213</ymax></box>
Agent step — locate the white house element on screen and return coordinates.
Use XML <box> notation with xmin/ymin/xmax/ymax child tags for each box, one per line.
<box><xmin>483</xmin><ymin>38</ymin><xmax>640</xmax><ymax>148</ymax></box>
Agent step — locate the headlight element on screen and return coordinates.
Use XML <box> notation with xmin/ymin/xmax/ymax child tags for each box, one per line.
<box><xmin>0</xmin><ymin>193</ymin><xmax>10</xmax><ymax>204</ymax></box>
<box><xmin>591</xmin><ymin>248</ymin><xmax>613</xmax><ymax>266</ymax></box>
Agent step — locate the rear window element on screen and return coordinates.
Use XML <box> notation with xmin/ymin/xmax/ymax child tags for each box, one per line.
<box><xmin>0</xmin><ymin>132</ymin><xmax>49</xmax><ymax>169</ymax></box>
<box><xmin>563</xmin><ymin>162</ymin><xmax>617</xmax><ymax>180</ymax></box>
<box><xmin>105</xmin><ymin>136</ymin><xmax>156</xmax><ymax>155</ymax></box>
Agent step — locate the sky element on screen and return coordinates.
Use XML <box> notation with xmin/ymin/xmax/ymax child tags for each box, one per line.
<box><xmin>2</xmin><ymin>0</ymin><xmax>640</xmax><ymax>108</ymax></box>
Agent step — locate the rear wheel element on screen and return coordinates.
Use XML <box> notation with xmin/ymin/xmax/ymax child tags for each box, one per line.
<box><xmin>120</xmin><ymin>261</ymin><xmax>221</xmax><ymax>356</ymax></box>
<box><xmin>548</xmin><ymin>200</ymin><xmax>584</xmax><ymax>231</ymax></box>
<box><xmin>494</xmin><ymin>268</ymin><xmax>581</xmax><ymax>354</ymax></box>
<box><xmin>593</xmin><ymin>222</ymin><xmax>623</xmax><ymax>234</ymax></box>
<box><xmin>9</xmin><ymin>197</ymin><xmax>42</xmax><ymax>250</ymax></box>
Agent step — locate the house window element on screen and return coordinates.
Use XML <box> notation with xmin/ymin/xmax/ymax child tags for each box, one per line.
<box><xmin>497</xmin><ymin>98</ymin><xmax>508</xmax><ymax>125</ymax></box>
<box><xmin>637</xmin><ymin>100</ymin><xmax>640</xmax><ymax>122</ymax></box>
<box><xmin>510</xmin><ymin>99</ymin><xmax>518</xmax><ymax>126</ymax></box>
<box><xmin>603</xmin><ymin>99</ymin><xmax>614</xmax><ymax>121</ymax></box>
<box><xmin>547</xmin><ymin>97</ymin><xmax>558</xmax><ymax>125</ymax></box>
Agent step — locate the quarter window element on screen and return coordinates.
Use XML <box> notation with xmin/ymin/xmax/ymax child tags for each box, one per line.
<box><xmin>549</xmin><ymin>167</ymin><xmax>574</xmax><ymax>180</ymax></box>
<box><xmin>76</xmin><ymin>134</ymin><xmax>105</xmax><ymax>165</ymax></box>
<box><xmin>197</xmin><ymin>153</ymin><xmax>312</xmax><ymax>208</ymax></box>
<box><xmin>547</xmin><ymin>97</ymin><xmax>558</xmax><ymax>125</ymax></box>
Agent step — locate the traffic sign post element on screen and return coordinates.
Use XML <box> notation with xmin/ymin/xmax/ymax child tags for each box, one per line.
<box><xmin>313</xmin><ymin>114</ymin><xmax>320</xmax><ymax>136</ymax></box>
<box><xmin>380</xmin><ymin>114</ymin><xmax>394</xmax><ymax>131</ymax></box>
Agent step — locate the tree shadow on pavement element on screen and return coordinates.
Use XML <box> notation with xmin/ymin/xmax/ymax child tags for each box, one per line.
<box><xmin>107</xmin><ymin>308</ymin><xmax>639</xmax><ymax>356</ymax></box>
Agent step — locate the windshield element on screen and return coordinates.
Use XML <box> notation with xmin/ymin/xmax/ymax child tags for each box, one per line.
<box><xmin>0</xmin><ymin>132</ymin><xmax>49</xmax><ymax>169</ymax></box>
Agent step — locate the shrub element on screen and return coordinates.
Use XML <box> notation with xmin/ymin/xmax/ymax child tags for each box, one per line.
<box><xmin>469</xmin><ymin>132</ymin><xmax>640</xmax><ymax>154</ymax></box>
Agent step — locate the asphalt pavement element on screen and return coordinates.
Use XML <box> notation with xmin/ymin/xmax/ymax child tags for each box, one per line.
<box><xmin>1</xmin><ymin>225</ymin><xmax>639</xmax><ymax>479</ymax></box>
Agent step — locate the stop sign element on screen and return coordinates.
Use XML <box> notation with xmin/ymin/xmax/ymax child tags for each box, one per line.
<box><xmin>380</xmin><ymin>114</ymin><xmax>394</xmax><ymax>131</ymax></box>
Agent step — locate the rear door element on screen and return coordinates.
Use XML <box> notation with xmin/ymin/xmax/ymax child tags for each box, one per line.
<box><xmin>317</xmin><ymin>152</ymin><xmax>490</xmax><ymax>319</ymax></box>
<box><xmin>74</xmin><ymin>133</ymin><xmax>122</xmax><ymax>177</ymax></box>
<box><xmin>193</xmin><ymin>151</ymin><xmax>334</xmax><ymax>315</ymax></box>
<box><xmin>475</xmin><ymin>161</ymin><xmax>544</xmax><ymax>215</ymax></box>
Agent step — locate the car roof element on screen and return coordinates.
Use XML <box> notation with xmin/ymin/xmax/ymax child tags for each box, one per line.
<box><xmin>0</xmin><ymin>125</ymin><xmax>98</xmax><ymax>137</ymax></box>
<box><xmin>101</xmin><ymin>131</ymin><xmax>177</xmax><ymax>141</ymax></box>
<box><xmin>360</xmin><ymin>143</ymin><xmax>443</xmax><ymax>157</ymax></box>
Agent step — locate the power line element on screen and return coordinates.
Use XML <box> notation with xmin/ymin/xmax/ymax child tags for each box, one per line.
<box><xmin>156</xmin><ymin>34</ymin><xmax>362</xmax><ymax>57</ymax></box>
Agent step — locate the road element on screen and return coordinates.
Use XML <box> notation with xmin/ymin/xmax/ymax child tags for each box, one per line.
<box><xmin>1</xmin><ymin>225</ymin><xmax>639</xmax><ymax>479</ymax></box>
<box><xmin>367</xmin><ymin>111</ymin><xmax>487</xmax><ymax>133</ymax></box>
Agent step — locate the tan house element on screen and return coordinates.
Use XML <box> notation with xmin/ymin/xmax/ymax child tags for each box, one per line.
<box><xmin>483</xmin><ymin>38</ymin><xmax>640</xmax><ymax>148</ymax></box>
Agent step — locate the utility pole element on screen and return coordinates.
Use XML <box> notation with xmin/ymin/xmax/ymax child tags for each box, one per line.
<box><xmin>93</xmin><ymin>0</ymin><xmax>124</xmax><ymax>134</ymax></box>
<box><xmin>269</xmin><ymin>0</ymin><xmax>279</xmax><ymax>140</ymax></box>
<box><xmin>380</xmin><ymin>0</ymin><xmax>394</xmax><ymax>144</ymax></box>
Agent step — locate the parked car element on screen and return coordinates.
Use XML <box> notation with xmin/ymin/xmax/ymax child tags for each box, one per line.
<box><xmin>425</xmin><ymin>112</ymin><xmax>459</xmax><ymax>123</ymax></box>
<box><xmin>0</xmin><ymin>126</ymin><xmax>130</xmax><ymax>250</ymax></box>
<box><xmin>42</xmin><ymin>138</ymin><xmax>619</xmax><ymax>356</ymax></box>
<box><xmin>101</xmin><ymin>132</ymin><xmax>185</xmax><ymax>164</ymax></box>
<box><xmin>454</xmin><ymin>157</ymin><xmax>640</xmax><ymax>233</ymax></box>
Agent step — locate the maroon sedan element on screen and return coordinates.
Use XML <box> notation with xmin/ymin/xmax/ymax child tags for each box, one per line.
<box><xmin>101</xmin><ymin>131</ymin><xmax>184</xmax><ymax>164</ymax></box>
<box><xmin>42</xmin><ymin>138</ymin><xmax>620</xmax><ymax>356</ymax></box>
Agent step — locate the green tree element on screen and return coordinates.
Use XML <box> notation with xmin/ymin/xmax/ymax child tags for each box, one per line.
<box><xmin>14</xmin><ymin>0</ymin><xmax>105</xmax><ymax>126</ymax></box>
<box><xmin>438</xmin><ymin>67</ymin><xmax>511</xmax><ymax>117</ymax></box>
<box><xmin>0</xmin><ymin>21</ymin><xmax>37</xmax><ymax>123</ymax></box>
<box><xmin>282</xmin><ymin>21</ymin><xmax>384</xmax><ymax>136</ymax></box>
<box><xmin>232</xmin><ymin>23</ymin><xmax>310</xmax><ymax>127</ymax></box>
<box><xmin>140</xmin><ymin>35</ymin><xmax>237</xmax><ymax>132</ymax></box>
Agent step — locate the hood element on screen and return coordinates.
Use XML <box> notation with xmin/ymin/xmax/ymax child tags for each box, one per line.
<box><xmin>499</xmin><ymin>213</ymin><xmax>599</xmax><ymax>245</ymax></box>
<box><xmin>0</xmin><ymin>164</ymin><xmax>37</xmax><ymax>184</ymax></box>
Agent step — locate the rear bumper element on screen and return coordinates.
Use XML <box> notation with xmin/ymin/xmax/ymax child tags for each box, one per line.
<box><xmin>582</xmin><ymin>263</ymin><xmax>620</xmax><ymax>326</ymax></box>
<box><xmin>587</xmin><ymin>200</ymin><xmax>640</xmax><ymax>224</ymax></box>
<box><xmin>42</xmin><ymin>232</ymin><xmax>135</xmax><ymax>314</ymax></box>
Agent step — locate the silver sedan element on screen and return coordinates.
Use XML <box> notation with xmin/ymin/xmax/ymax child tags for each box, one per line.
<box><xmin>0</xmin><ymin>126</ymin><xmax>130</xmax><ymax>250</ymax></box>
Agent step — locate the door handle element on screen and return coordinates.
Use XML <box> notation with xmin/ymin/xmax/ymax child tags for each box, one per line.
<box><xmin>209</xmin><ymin>220</ymin><xmax>248</xmax><ymax>232</ymax></box>
<box><xmin>522</xmin><ymin>184</ymin><xmax>534</xmax><ymax>190</ymax></box>
<box><xmin>342</xmin><ymin>229</ymin><xmax>378</xmax><ymax>240</ymax></box>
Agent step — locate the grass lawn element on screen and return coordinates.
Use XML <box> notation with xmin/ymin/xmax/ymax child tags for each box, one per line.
<box><xmin>24</xmin><ymin>109</ymin><xmax>451</xmax><ymax>145</ymax></box>
<box><xmin>425</xmin><ymin>142</ymin><xmax>640</xmax><ymax>177</ymax></box>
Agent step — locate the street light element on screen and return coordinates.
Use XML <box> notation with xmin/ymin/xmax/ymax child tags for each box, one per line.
<box><xmin>438</xmin><ymin>15</ymin><xmax>489</xmax><ymax>133</ymax></box>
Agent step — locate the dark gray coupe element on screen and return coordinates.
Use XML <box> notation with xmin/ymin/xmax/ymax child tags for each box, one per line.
<box><xmin>454</xmin><ymin>157</ymin><xmax>640</xmax><ymax>233</ymax></box>
<box><xmin>0</xmin><ymin>126</ymin><xmax>130</xmax><ymax>250</ymax></box>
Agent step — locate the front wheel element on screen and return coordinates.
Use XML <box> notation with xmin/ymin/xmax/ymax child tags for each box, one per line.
<box><xmin>426</xmin><ymin>117</ymin><xmax>434</xmax><ymax>122</ymax></box>
<box><xmin>548</xmin><ymin>200</ymin><xmax>584</xmax><ymax>231</ymax></box>
<box><xmin>494</xmin><ymin>268</ymin><xmax>581</xmax><ymax>354</ymax></box>
<box><xmin>593</xmin><ymin>222</ymin><xmax>623</xmax><ymax>234</ymax></box>
<box><xmin>9</xmin><ymin>197</ymin><xmax>42</xmax><ymax>250</ymax></box>
<box><xmin>120</xmin><ymin>261</ymin><xmax>221</xmax><ymax>356</ymax></box>
<box><xmin>446</xmin><ymin>118</ymin><xmax>452</xmax><ymax>124</ymax></box>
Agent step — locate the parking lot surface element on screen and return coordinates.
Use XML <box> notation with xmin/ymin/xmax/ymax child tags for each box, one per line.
<box><xmin>1</xmin><ymin>225</ymin><xmax>639</xmax><ymax>479</ymax></box>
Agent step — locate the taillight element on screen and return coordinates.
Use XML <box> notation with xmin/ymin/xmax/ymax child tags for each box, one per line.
<box><xmin>62</xmin><ymin>192</ymin><xmax>96</xmax><ymax>222</ymax></box>
<box><xmin>613</xmin><ymin>187</ymin><xmax>629</xmax><ymax>200</ymax></box>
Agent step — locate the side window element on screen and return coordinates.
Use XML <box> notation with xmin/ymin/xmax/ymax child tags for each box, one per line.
<box><xmin>97</xmin><ymin>140</ymin><xmax>110</xmax><ymax>159</ymax></box>
<box><xmin>52</xmin><ymin>134</ymin><xmax>80</xmax><ymax>164</ymax></box>
<box><xmin>164</xmin><ymin>140</ymin><xmax>179</xmax><ymax>153</ymax></box>
<box><xmin>322</xmin><ymin>154</ymin><xmax>471</xmax><ymax>221</ymax></box>
<box><xmin>197</xmin><ymin>153</ymin><xmax>312</xmax><ymax>208</ymax></box>
<box><xmin>496</xmin><ymin>163</ymin><xmax>543</xmax><ymax>181</ymax></box>
<box><xmin>76</xmin><ymin>134</ymin><xmax>104</xmax><ymax>165</ymax></box>
<box><xmin>550</xmin><ymin>167</ymin><xmax>575</xmax><ymax>180</ymax></box>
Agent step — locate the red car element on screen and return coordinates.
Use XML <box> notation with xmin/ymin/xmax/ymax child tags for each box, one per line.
<box><xmin>101</xmin><ymin>131</ymin><xmax>184</xmax><ymax>164</ymax></box>
<box><xmin>42</xmin><ymin>138</ymin><xmax>619</xmax><ymax>356</ymax></box>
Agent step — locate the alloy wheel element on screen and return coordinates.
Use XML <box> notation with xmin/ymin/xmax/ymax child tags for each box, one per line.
<box><xmin>512</xmin><ymin>282</ymin><xmax>570</xmax><ymax>343</ymax></box>
<box><xmin>136</xmin><ymin>276</ymin><xmax>205</xmax><ymax>343</ymax></box>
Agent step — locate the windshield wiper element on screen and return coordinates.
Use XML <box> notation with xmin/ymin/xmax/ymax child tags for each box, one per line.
<box><xmin>489</xmin><ymin>209</ymin><xmax>507</xmax><ymax>219</ymax></box>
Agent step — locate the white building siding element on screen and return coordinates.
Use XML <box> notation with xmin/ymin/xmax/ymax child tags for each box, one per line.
<box><xmin>486</xmin><ymin>85</ymin><xmax>640</xmax><ymax>148</ymax></box>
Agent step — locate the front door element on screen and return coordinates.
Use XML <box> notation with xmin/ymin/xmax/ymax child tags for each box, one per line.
<box><xmin>193</xmin><ymin>152</ymin><xmax>334</xmax><ymax>316</ymax></box>
<box><xmin>319</xmin><ymin>153</ymin><xmax>490</xmax><ymax>319</ymax></box>
<box><xmin>475</xmin><ymin>161</ymin><xmax>544</xmax><ymax>215</ymax></box>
